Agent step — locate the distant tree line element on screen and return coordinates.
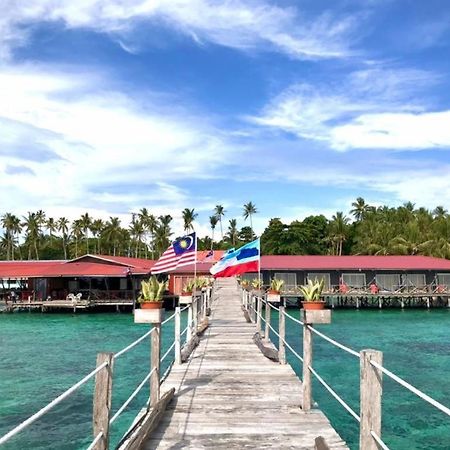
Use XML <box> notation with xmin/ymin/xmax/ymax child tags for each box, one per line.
<box><xmin>0</xmin><ymin>202</ymin><xmax>259</xmax><ymax>261</ymax></box>
<box><xmin>261</xmin><ymin>198</ymin><xmax>450</xmax><ymax>258</ymax></box>
<box><xmin>2</xmin><ymin>198</ymin><xmax>450</xmax><ymax>261</ymax></box>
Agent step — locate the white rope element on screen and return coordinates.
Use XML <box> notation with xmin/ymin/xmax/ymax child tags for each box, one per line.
<box><xmin>284</xmin><ymin>313</ymin><xmax>304</xmax><ymax>326</ymax></box>
<box><xmin>266</xmin><ymin>321</ymin><xmax>280</xmax><ymax>338</ymax></box>
<box><xmin>86</xmin><ymin>431</ymin><xmax>103</xmax><ymax>450</ymax></box>
<box><xmin>307</xmin><ymin>326</ymin><xmax>360</xmax><ymax>359</ymax></box>
<box><xmin>180</xmin><ymin>305</ymin><xmax>189</xmax><ymax>312</ymax></box>
<box><xmin>0</xmin><ymin>361</ymin><xmax>109</xmax><ymax>445</ymax></box>
<box><xmin>370</xmin><ymin>360</ymin><xmax>450</xmax><ymax>417</ymax></box>
<box><xmin>114</xmin><ymin>328</ymin><xmax>154</xmax><ymax>360</ymax></box>
<box><xmin>161</xmin><ymin>341</ymin><xmax>176</xmax><ymax>363</ymax></box>
<box><xmin>109</xmin><ymin>368</ymin><xmax>156</xmax><ymax>425</ymax></box>
<box><xmin>371</xmin><ymin>431</ymin><xmax>390</xmax><ymax>450</ymax></box>
<box><xmin>162</xmin><ymin>311</ymin><xmax>176</xmax><ymax>325</ymax></box>
<box><xmin>180</xmin><ymin>326</ymin><xmax>188</xmax><ymax>337</ymax></box>
<box><xmin>268</xmin><ymin>303</ymin><xmax>280</xmax><ymax>312</ymax></box>
<box><xmin>308</xmin><ymin>365</ymin><xmax>361</xmax><ymax>423</ymax></box>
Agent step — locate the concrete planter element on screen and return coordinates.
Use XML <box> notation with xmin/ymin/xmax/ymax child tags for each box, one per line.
<box><xmin>267</xmin><ymin>292</ymin><xmax>281</xmax><ymax>303</ymax></box>
<box><xmin>134</xmin><ymin>308</ymin><xmax>164</xmax><ymax>324</ymax></box>
<box><xmin>300</xmin><ymin>309</ymin><xmax>331</xmax><ymax>324</ymax></box>
<box><xmin>179</xmin><ymin>294</ymin><xmax>193</xmax><ymax>305</ymax></box>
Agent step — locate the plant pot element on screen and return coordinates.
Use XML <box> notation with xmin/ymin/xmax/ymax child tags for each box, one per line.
<box><xmin>141</xmin><ymin>301</ymin><xmax>163</xmax><ymax>309</ymax></box>
<box><xmin>134</xmin><ymin>305</ymin><xmax>164</xmax><ymax>324</ymax></box>
<box><xmin>267</xmin><ymin>292</ymin><xmax>281</xmax><ymax>303</ymax></box>
<box><xmin>267</xmin><ymin>289</ymin><xmax>279</xmax><ymax>295</ymax></box>
<box><xmin>179</xmin><ymin>293</ymin><xmax>193</xmax><ymax>305</ymax></box>
<box><xmin>301</xmin><ymin>301</ymin><xmax>326</xmax><ymax>310</ymax></box>
<box><xmin>251</xmin><ymin>289</ymin><xmax>264</xmax><ymax>297</ymax></box>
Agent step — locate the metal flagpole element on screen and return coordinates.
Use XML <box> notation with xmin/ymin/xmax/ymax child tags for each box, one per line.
<box><xmin>257</xmin><ymin>236</ymin><xmax>261</xmax><ymax>285</ymax></box>
<box><xmin>194</xmin><ymin>232</ymin><xmax>198</xmax><ymax>283</ymax></box>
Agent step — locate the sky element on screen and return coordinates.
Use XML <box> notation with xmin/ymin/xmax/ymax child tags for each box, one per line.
<box><xmin>1</xmin><ymin>0</ymin><xmax>450</xmax><ymax>237</ymax></box>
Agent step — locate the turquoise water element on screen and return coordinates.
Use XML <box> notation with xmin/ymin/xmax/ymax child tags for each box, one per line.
<box><xmin>0</xmin><ymin>309</ymin><xmax>449</xmax><ymax>449</ymax></box>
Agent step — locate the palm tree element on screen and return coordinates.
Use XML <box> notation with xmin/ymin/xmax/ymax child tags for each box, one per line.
<box><xmin>129</xmin><ymin>215</ymin><xmax>145</xmax><ymax>258</ymax></box>
<box><xmin>182</xmin><ymin>208</ymin><xmax>198</xmax><ymax>233</ymax></box>
<box><xmin>80</xmin><ymin>212</ymin><xmax>92</xmax><ymax>254</ymax></box>
<box><xmin>243</xmin><ymin>201</ymin><xmax>258</xmax><ymax>238</ymax></box>
<box><xmin>350</xmin><ymin>197</ymin><xmax>369</xmax><ymax>221</ymax></box>
<box><xmin>71</xmin><ymin>219</ymin><xmax>84</xmax><ymax>258</ymax></box>
<box><xmin>23</xmin><ymin>212</ymin><xmax>40</xmax><ymax>260</ymax></box>
<box><xmin>214</xmin><ymin>205</ymin><xmax>226</xmax><ymax>241</ymax></box>
<box><xmin>433</xmin><ymin>206</ymin><xmax>448</xmax><ymax>220</ymax></box>
<box><xmin>209</xmin><ymin>215</ymin><xmax>219</xmax><ymax>250</ymax></box>
<box><xmin>58</xmin><ymin>217</ymin><xmax>70</xmax><ymax>259</ymax></box>
<box><xmin>102</xmin><ymin>217</ymin><xmax>122</xmax><ymax>256</ymax></box>
<box><xmin>90</xmin><ymin>219</ymin><xmax>104</xmax><ymax>254</ymax></box>
<box><xmin>46</xmin><ymin>217</ymin><xmax>57</xmax><ymax>244</ymax></box>
<box><xmin>227</xmin><ymin>219</ymin><xmax>239</xmax><ymax>246</ymax></box>
<box><xmin>155</xmin><ymin>215</ymin><xmax>173</xmax><ymax>257</ymax></box>
<box><xmin>329</xmin><ymin>212</ymin><xmax>349</xmax><ymax>256</ymax></box>
<box><xmin>1</xmin><ymin>213</ymin><xmax>21</xmax><ymax>260</ymax></box>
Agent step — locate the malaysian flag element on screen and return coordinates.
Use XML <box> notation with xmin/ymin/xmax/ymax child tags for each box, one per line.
<box><xmin>151</xmin><ymin>232</ymin><xmax>197</xmax><ymax>274</ymax></box>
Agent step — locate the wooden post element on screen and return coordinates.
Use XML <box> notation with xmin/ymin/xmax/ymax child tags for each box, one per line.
<box><xmin>302</xmin><ymin>324</ymin><xmax>312</xmax><ymax>411</ymax></box>
<box><xmin>150</xmin><ymin>325</ymin><xmax>161</xmax><ymax>407</ymax></box>
<box><xmin>193</xmin><ymin>296</ymin><xmax>198</xmax><ymax>332</ymax></box>
<box><xmin>256</xmin><ymin>297</ymin><xmax>262</xmax><ymax>333</ymax></box>
<box><xmin>264</xmin><ymin>300</ymin><xmax>270</xmax><ymax>340</ymax></box>
<box><xmin>93</xmin><ymin>352</ymin><xmax>114</xmax><ymax>450</ymax></box>
<box><xmin>279</xmin><ymin>306</ymin><xmax>286</xmax><ymax>364</ymax></box>
<box><xmin>360</xmin><ymin>349</ymin><xmax>383</xmax><ymax>450</ymax></box>
<box><xmin>175</xmin><ymin>307</ymin><xmax>181</xmax><ymax>365</ymax></box>
<box><xmin>187</xmin><ymin>303</ymin><xmax>193</xmax><ymax>339</ymax></box>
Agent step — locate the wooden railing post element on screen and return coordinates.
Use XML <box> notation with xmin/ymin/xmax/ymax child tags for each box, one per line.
<box><xmin>187</xmin><ymin>302</ymin><xmax>193</xmax><ymax>338</ymax></box>
<box><xmin>193</xmin><ymin>296</ymin><xmax>198</xmax><ymax>332</ymax></box>
<box><xmin>264</xmin><ymin>299</ymin><xmax>270</xmax><ymax>340</ymax></box>
<box><xmin>93</xmin><ymin>352</ymin><xmax>114</xmax><ymax>450</ymax></box>
<box><xmin>279</xmin><ymin>306</ymin><xmax>286</xmax><ymax>364</ymax></box>
<box><xmin>302</xmin><ymin>323</ymin><xmax>313</xmax><ymax>411</ymax></box>
<box><xmin>256</xmin><ymin>297</ymin><xmax>262</xmax><ymax>333</ymax></box>
<box><xmin>175</xmin><ymin>307</ymin><xmax>181</xmax><ymax>364</ymax></box>
<box><xmin>150</xmin><ymin>324</ymin><xmax>161</xmax><ymax>407</ymax></box>
<box><xmin>360</xmin><ymin>349</ymin><xmax>383</xmax><ymax>450</ymax></box>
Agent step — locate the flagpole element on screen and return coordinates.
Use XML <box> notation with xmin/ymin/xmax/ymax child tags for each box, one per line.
<box><xmin>258</xmin><ymin>235</ymin><xmax>261</xmax><ymax>286</ymax></box>
<box><xmin>194</xmin><ymin>232</ymin><xmax>198</xmax><ymax>283</ymax></box>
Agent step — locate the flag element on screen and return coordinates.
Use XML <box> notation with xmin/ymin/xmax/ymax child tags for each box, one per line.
<box><xmin>202</xmin><ymin>250</ymin><xmax>214</xmax><ymax>261</ymax></box>
<box><xmin>151</xmin><ymin>232</ymin><xmax>197</xmax><ymax>274</ymax></box>
<box><xmin>210</xmin><ymin>238</ymin><xmax>260</xmax><ymax>278</ymax></box>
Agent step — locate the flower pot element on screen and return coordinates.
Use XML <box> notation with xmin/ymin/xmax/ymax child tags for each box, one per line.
<box><xmin>134</xmin><ymin>305</ymin><xmax>164</xmax><ymax>324</ymax></box>
<box><xmin>179</xmin><ymin>293</ymin><xmax>193</xmax><ymax>305</ymax></box>
<box><xmin>267</xmin><ymin>291</ymin><xmax>281</xmax><ymax>303</ymax></box>
<box><xmin>141</xmin><ymin>301</ymin><xmax>163</xmax><ymax>309</ymax></box>
<box><xmin>251</xmin><ymin>289</ymin><xmax>265</xmax><ymax>297</ymax></box>
<box><xmin>301</xmin><ymin>301</ymin><xmax>326</xmax><ymax>310</ymax></box>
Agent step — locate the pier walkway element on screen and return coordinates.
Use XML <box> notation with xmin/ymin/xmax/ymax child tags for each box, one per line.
<box><xmin>144</xmin><ymin>278</ymin><xmax>348</xmax><ymax>449</ymax></box>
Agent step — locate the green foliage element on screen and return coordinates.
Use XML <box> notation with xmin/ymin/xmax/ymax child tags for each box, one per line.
<box><xmin>299</xmin><ymin>278</ymin><xmax>324</xmax><ymax>301</ymax></box>
<box><xmin>251</xmin><ymin>278</ymin><xmax>263</xmax><ymax>289</ymax></box>
<box><xmin>270</xmin><ymin>278</ymin><xmax>284</xmax><ymax>292</ymax></box>
<box><xmin>182</xmin><ymin>279</ymin><xmax>196</xmax><ymax>294</ymax></box>
<box><xmin>240</xmin><ymin>279</ymin><xmax>250</xmax><ymax>289</ymax></box>
<box><xmin>138</xmin><ymin>276</ymin><xmax>167</xmax><ymax>303</ymax></box>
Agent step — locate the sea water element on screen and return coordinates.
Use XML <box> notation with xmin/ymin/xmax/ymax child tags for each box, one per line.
<box><xmin>0</xmin><ymin>309</ymin><xmax>449</xmax><ymax>449</ymax></box>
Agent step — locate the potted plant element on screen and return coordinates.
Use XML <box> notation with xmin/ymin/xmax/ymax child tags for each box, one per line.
<box><xmin>194</xmin><ymin>277</ymin><xmax>208</xmax><ymax>295</ymax></box>
<box><xmin>267</xmin><ymin>278</ymin><xmax>284</xmax><ymax>303</ymax></box>
<box><xmin>251</xmin><ymin>278</ymin><xmax>264</xmax><ymax>297</ymax></box>
<box><xmin>180</xmin><ymin>279</ymin><xmax>196</xmax><ymax>305</ymax></box>
<box><xmin>299</xmin><ymin>278</ymin><xmax>326</xmax><ymax>310</ymax></box>
<box><xmin>241</xmin><ymin>279</ymin><xmax>250</xmax><ymax>290</ymax></box>
<box><xmin>138</xmin><ymin>276</ymin><xmax>167</xmax><ymax>309</ymax></box>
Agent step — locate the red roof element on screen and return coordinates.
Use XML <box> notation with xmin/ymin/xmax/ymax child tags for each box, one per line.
<box><xmin>260</xmin><ymin>255</ymin><xmax>450</xmax><ymax>271</ymax></box>
<box><xmin>2</xmin><ymin>254</ymin><xmax>450</xmax><ymax>278</ymax></box>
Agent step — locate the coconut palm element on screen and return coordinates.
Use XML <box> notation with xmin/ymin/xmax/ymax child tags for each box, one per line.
<box><xmin>209</xmin><ymin>215</ymin><xmax>219</xmax><ymax>249</ymax></box>
<box><xmin>80</xmin><ymin>212</ymin><xmax>92</xmax><ymax>254</ymax></box>
<box><xmin>433</xmin><ymin>206</ymin><xmax>448</xmax><ymax>220</ymax></box>
<box><xmin>243</xmin><ymin>202</ymin><xmax>258</xmax><ymax>238</ymax></box>
<box><xmin>350</xmin><ymin>197</ymin><xmax>369</xmax><ymax>221</ymax></box>
<box><xmin>214</xmin><ymin>205</ymin><xmax>226</xmax><ymax>241</ymax></box>
<box><xmin>90</xmin><ymin>219</ymin><xmax>104</xmax><ymax>254</ymax></box>
<box><xmin>227</xmin><ymin>219</ymin><xmax>239</xmax><ymax>246</ymax></box>
<box><xmin>58</xmin><ymin>217</ymin><xmax>70</xmax><ymax>259</ymax></box>
<box><xmin>328</xmin><ymin>212</ymin><xmax>349</xmax><ymax>256</ymax></box>
<box><xmin>1</xmin><ymin>213</ymin><xmax>21</xmax><ymax>260</ymax></box>
<box><xmin>23</xmin><ymin>212</ymin><xmax>41</xmax><ymax>260</ymax></box>
<box><xmin>46</xmin><ymin>217</ymin><xmax>57</xmax><ymax>244</ymax></box>
<box><xmin>71</xmin><ymin>219</ymin><xmax>84</xmax><ymax>258</ymax></box>
<box><xmin>129</xmin><ymin>215</ymin><xmax>145</xmax><ymax>258</ymax></box>
<box><xmin>102</xmin><ymin>217</ymin><xmax>122</xmax><ymax>256</ymax></box>
<box><xmin>138</xmin><ymin>208</ymin><xmax>156</xmax><ymax>258</ymax></box>
<box><xmin>155</xmin><ymin>215</ymin><xmax>173</xmax><ymax>257</ymax></box>
<box><xmin>182</xmin><ymin>208</ymin><xmax>198</xmax><ymax>233</ymax></box>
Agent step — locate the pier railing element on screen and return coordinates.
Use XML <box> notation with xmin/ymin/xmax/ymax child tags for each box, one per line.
<box><xmin>243</xmin><ymin>289</ymin><xmax>450</xmax><ymax>449</ymax></box>
<box><xmin>0</xmin><ymin>288</ymin><xmax>212</xmax><ymax>449</ymax></box>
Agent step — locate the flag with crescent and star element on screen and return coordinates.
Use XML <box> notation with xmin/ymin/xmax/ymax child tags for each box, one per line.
<box><xmin>151</xmin><ymin>232</ymin><xmax>197</xmax><ymax>274</ymax></box>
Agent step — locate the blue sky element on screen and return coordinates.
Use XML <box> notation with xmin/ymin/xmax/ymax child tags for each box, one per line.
<box><xmin>1</xmin><ymin>0</ymin><xmax>450</xmax><ymax>236</ymax></box>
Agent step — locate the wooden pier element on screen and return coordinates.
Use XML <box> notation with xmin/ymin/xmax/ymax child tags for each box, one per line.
<box><xmin>139</xmin><ymin>278</ymin><xmax>348</xmax><ymax>449</ymax></box>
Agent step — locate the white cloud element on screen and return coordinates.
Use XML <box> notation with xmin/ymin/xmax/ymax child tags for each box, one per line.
<box><xmin>249</xmin><ymin>67</ymin><xmax>450</xmax><ymax>151</ymax></box>
<box><xmin>0</xmin><ymin>63</ymin><xmax>240</xmax><ymax>230</ymax></box>
<box><xmin>0</xmin><ymin>0</ymin><xmax>357</xmax><ymax>60</ymax></box>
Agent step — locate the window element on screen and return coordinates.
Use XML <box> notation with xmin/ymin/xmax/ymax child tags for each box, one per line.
<box><xmin>437</xmin><ymin>273</ymin><xmax>450</xmax><ymax>287</ymax></box>
<box><xmin>307</xmin><ymin>273</ymin><xmax>331</xmax><ymax>291</ymax></box>
<box><xmin>342</xmin><ymin>273</ymin><xmax>366</xmax><ymax>288</ymax></box>
<box><xmin>274</xmin><ymin>272</ymin><xmax>298</xmax><ymax>293</ymax></box>
<box><xmin>119</xmin><ymin>278</ymin><xmax>128</xmax><ymax>290</ymax></box>
<box><xmin>375</xmin><ymin>274</ymin><xmax>400</xmax><ymax>292</ymax></box>
<box><xmin>402</xmin><ymin>274</ymin><xmax>426</xmax><ymax>287</ymax></box>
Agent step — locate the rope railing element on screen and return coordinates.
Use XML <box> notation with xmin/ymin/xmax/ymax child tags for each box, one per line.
<box><xmin>306</xmin><ymin>325</ymin><xmax>360</xmax><ymax>359</ymax></box>
<box><xmin>371</xmin><ymin>431</ymin><xmax>390</xmax><ymax>450</ymax></box>
<box><xmin>0</xmin><ymin>290</ymin><xmax>210</xmax><ymax>450</ymax></box>
<box><xmin>0</xmin><ymin>361</ymin><xmax>109</xmax><ymax>445</ymax></box>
